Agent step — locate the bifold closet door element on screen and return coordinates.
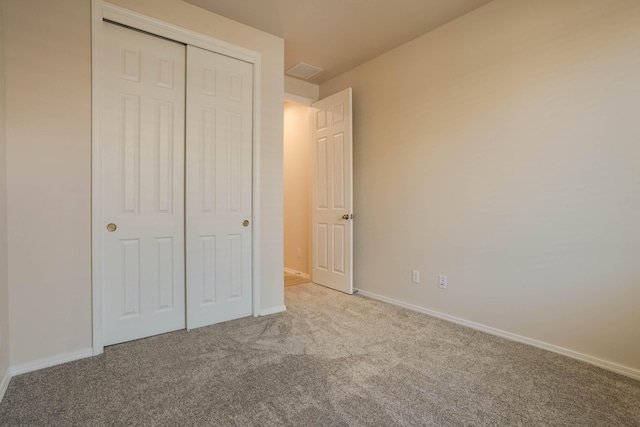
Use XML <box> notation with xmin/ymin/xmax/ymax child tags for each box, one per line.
<box><xmin>185</xmin><ymin>45</ymin><xmax>254</xmax><ymax>329</ymax></box>
<box><xmin>101</xmin><ymin>22</ymin><xmax>186</xmax><ymax>345</ymax></box>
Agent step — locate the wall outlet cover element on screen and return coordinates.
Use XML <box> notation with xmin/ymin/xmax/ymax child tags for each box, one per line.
<box><xmin>439</xmin><ymin>275</ymin><xmax>447</xmax><ymax>289</ymax></box>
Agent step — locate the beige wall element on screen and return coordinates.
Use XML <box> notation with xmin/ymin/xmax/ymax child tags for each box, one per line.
<box><xmin>4</xmin><ymin>0</ymin><xmax>93</xmax><ymax>368</ymax></box>
<box><xmin>0</xmin><ymin>0</ymin><xmax>10</xmax><ymax>383</ymax></box>
<box><xmin>284</xmin><ymin>76</ymin><xmax>319</xmax><ymax>102</ymax></box>
<box><xmin>284</xmin><ymin>102</ymin><xmax>311</xmax><ymax>274</ymax></box>
<box><xmin>321</xmin><ymin>0</ymin><xmax>640</xmax><ymax>372</ymax></box>
<box><xmin>4</xmin><ymin>0</ymin><xmax>284</xmax><ymax>367</ymax></box>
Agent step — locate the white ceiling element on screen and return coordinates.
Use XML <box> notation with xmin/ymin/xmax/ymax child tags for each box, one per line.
<box><xmin>183</xmin><ymin>0</ymin><xmax>494</xmax><ymax>85</ymax></box>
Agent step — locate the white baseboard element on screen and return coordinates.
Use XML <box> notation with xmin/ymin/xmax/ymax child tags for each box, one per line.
<box><xmin>0</xmin><ymin>367</ymin><xmax>11</xmax><ymax>404</ymax></box>
<box><xmin>284</xmin><ymin>268</ymin><xmax>310</xmax><ymax>280</ymax></box>
<box><xmin>355</xmin><ymin>288</ymin><xmax>640</xmax><ymax>381</ymax></box>
<box><xmin>260</xmin><ymin>305</ymin><xmax>287</xmax><ymax>316</ymax></box>
<box><xmin>10</xmin><ymin>347</ymin><xmax>93</xmax><ymax>377</ymax></box>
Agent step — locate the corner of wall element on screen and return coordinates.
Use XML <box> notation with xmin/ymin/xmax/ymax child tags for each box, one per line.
<box><xmin>0</xmin><ymin>0</ymin><xmax>12</xmax><ymax>403</ymax></box>
<box><xmin>284</xmin><ymin>75</ymin><xmax>319</xmax><ymax>103</ymax></box>
<box><xmin>0</xmin><ymin>367</ymin><xmax>11</xmax><ymax>404</ymax></box>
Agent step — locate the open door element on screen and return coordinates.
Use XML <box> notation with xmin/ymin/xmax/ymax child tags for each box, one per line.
<box><xmin>310</xmin><ymin>88</ymin><xmax>353</xmax><ymax>294</ymax></box>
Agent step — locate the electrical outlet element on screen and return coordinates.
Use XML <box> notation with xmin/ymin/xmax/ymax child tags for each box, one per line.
<box><xmin>412</xmin><ymin>270</ymin><xmax>420</xmax><ymax>284</ymax></box>
<box><xmin>439</xmin><ymin>275</ymin><xmax>447</xmax><ymax>289</ymax></box>
<box><xmin>296</xmin><ymin>248</ymin><xmax>301</xmax><ymax>259</ymax></box>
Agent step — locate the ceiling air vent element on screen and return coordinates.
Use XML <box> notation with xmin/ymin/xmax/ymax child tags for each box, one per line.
<box><xmin>286</xmin><ymin>62</ymin><xmax>323</xmax><ymax>80</ymax></box>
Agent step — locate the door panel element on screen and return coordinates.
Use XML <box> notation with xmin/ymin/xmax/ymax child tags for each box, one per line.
<box><xmin>186</xmin><ymin>45</ymin><xmax>253</xmax><ymax>329</ymax></box>
<box><xmin>311</xmin><ymin>88</ymin><xmax>353</xmax><ymax>294</ymax></box>
<box><xmin>101</xmin><ymin>23</ymin><xmax>186</xmax><ymax>345</ymax></box>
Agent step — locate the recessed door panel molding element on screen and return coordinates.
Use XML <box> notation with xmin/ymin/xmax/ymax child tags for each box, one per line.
<box><xmin>121</xmin><ymin>94</ymin><xmax>140</xmax><ymax>214</ymax></box>
<box><xmin>229</xmin><ymin>112</ymin><xmax>242</xmax><ymax>213</ymax></box>
<box><xmin>202</xmin><ymin>68</ymin><xmax>216</xmax><ymax>96</ymax></box>
<box><xmin>122</xmin><ymin>49</ymin><xmax>140</xmax><ymax>82</ymax></box>
<box><xmin>201</xmin><ymin>235</ymin><xmax>217</xmax><ymax>305</ymax></box>
<box><xmin>229</xmin><ymin>234</ymin><xmax>243</xmax><ymax>299</ymax></box>
<box><xmin>317</xmin><ymin>137</ymin><xmax>328</xmax><ymax>209</ymax></box>
<box><xmin>316</xmin><ymin>223</ymin><xmax>328</xmax><ymax>271</ymax></box>
<box><xmin>155</xmin><ymin>101</ymin><xmax>174</xmax><ymax>213</ymax></box>
<box><xmin>121</xmin><ymin>239</ymin><xmax>141</xmax><ymax>317</ymax></box>
<box><xmin>186</xmin><ymin>44</ymin><xmax>253</xmax><ymax>330</ymax></box>
<box><xmin>229</xmin><ymin>74</ymin><xmax>243</xmax><ymax>102</ymax></box>
<box><xmin>311</xmin><ymin>88</ymin><xmax>353</xmax><ymax>294</ymax></box>
<box><xmin>101</xmin><ymin>22</ymin><xmax>186</xmax><ymax>346</ymax></box>
<box><xmin>332</xmin><ymin>104</ymin><xmax>344</xmax><ymax>124</ymax></box>
<box><xmin>156</xmin><ymin>237</ymin><xmax>174</xmax><ymax>311</ymax></box>
<box><xmin>332</xmin><ymin>132</ymin><xmax>345</xmax><ymax>209</ymax></box>
<box><xmin>201</xmin><ymin>107</ymin><xmax>216</xmax><ymax>213</ymax></box>
<box><xmin>333</xmin><ymin>224</ymin><xmax>345</xmax><ymax>275</ymax></box>
<box><xmin>157</xmin><ymin>58</ymin><xmax>174</xmax><ymax>89</ymax></box>
<box><xmin>316</xmin><ymin>109</ymin><xmax>327</xmax><ymax>130</ymax></box>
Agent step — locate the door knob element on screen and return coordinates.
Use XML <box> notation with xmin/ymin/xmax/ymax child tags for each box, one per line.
<box><xmin>106</xmin><ymin>223</ymin><xmax>117</xmax><ymax>232</ymax></box>
<box><xmin>243</xmin><ymin>220</ymin><xmax>250</xmax><ymax>227</ymax></box>
<box><xmin>341</xmin><ymin>214</ymin><xmax>350</xmax><ymax>220</ymax></box>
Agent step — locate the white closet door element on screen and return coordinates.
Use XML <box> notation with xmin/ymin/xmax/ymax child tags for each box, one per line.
<box><xmin>185</xmin><ymin>45</ymin><xmax>254</xmax><ymax>329</ymax></box>
<box><xmin>101</xmin><ymin>22</ymin><xmax>186</xmax><ymax>345</ymax></box>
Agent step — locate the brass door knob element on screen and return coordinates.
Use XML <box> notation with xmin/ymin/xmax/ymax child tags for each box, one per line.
<box><xmin>341</xmin><ymin>214</ymin><xmax>349</xmax><ymax>220</ymax></box>
<box><xmin>243</xmin><ymin>220</ymin><xmax>250</xmax><ymax>227</ymax></box>
<box><xmin>106</xmin><ymin>223</ymin><xmax>117</xmax><ymax>232</ymax></box>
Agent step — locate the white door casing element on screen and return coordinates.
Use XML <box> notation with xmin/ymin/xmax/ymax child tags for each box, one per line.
<box><xmin>186</xmin><ymin>45</ymin><xmax>254</xmax><ymax>329</ymax></box>
<box><xmin>101</xmin><ymin>22</ymin><xmax>186</xmax><ymax>345</ymax></box>
<box><xmin>310</xmin><ymin>88</ymin><xmax>353</xmax><ymax>294</ymax></box>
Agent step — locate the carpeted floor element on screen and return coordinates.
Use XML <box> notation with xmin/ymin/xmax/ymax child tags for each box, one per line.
<box><xmin>1</xmin><ymin>283</ymin><xmax>639</xmax><ymax>426</ymax></box>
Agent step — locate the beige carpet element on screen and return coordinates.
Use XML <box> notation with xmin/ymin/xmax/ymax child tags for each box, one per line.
<box><xmin>284</xmin><ymin>271</ymin><xmax>310</xmax><ymax>287</ymax></box>
<box><xmin>1</xmin><ymin>283</ymin><xmax>639</xmax><ymax>426</ymax></box>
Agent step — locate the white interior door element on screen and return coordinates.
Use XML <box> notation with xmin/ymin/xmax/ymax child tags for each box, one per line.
<box><xmin>101</xmin><ymin>23</ymin><xmax>186</xmax><ymax>345</ymax></box>
<box><xmin>185</xmin><ymin>45</ymin><xmax>254</xmax><ymax>329</ymax></box>
<box><xmin>310</xmin><ymin>88</ymin><xmax>353</xmax><ymax>294</ymax></box>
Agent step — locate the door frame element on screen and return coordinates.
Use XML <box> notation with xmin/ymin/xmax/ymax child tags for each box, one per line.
<box><xmin>91</xmin><ymin>0</ymin><xmax>263</xmax><ymax>355</ymax></box>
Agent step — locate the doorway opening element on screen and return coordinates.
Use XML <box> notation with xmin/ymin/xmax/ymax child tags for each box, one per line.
<box><xmin>282</xmin><ymin>87</ymin><xmax>354</xmax><ymax>294</ymax></box>
<box><xmin>283</xmin><ymin>100</ymin><xmax>312</xmax><ymax>287</ymax></box>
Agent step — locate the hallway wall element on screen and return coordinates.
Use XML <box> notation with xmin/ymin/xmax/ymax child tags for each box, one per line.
<box><xmin>283</xmin><ymin>101</ymin><xmax>311</xmax><ymax>275</ymax></box>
